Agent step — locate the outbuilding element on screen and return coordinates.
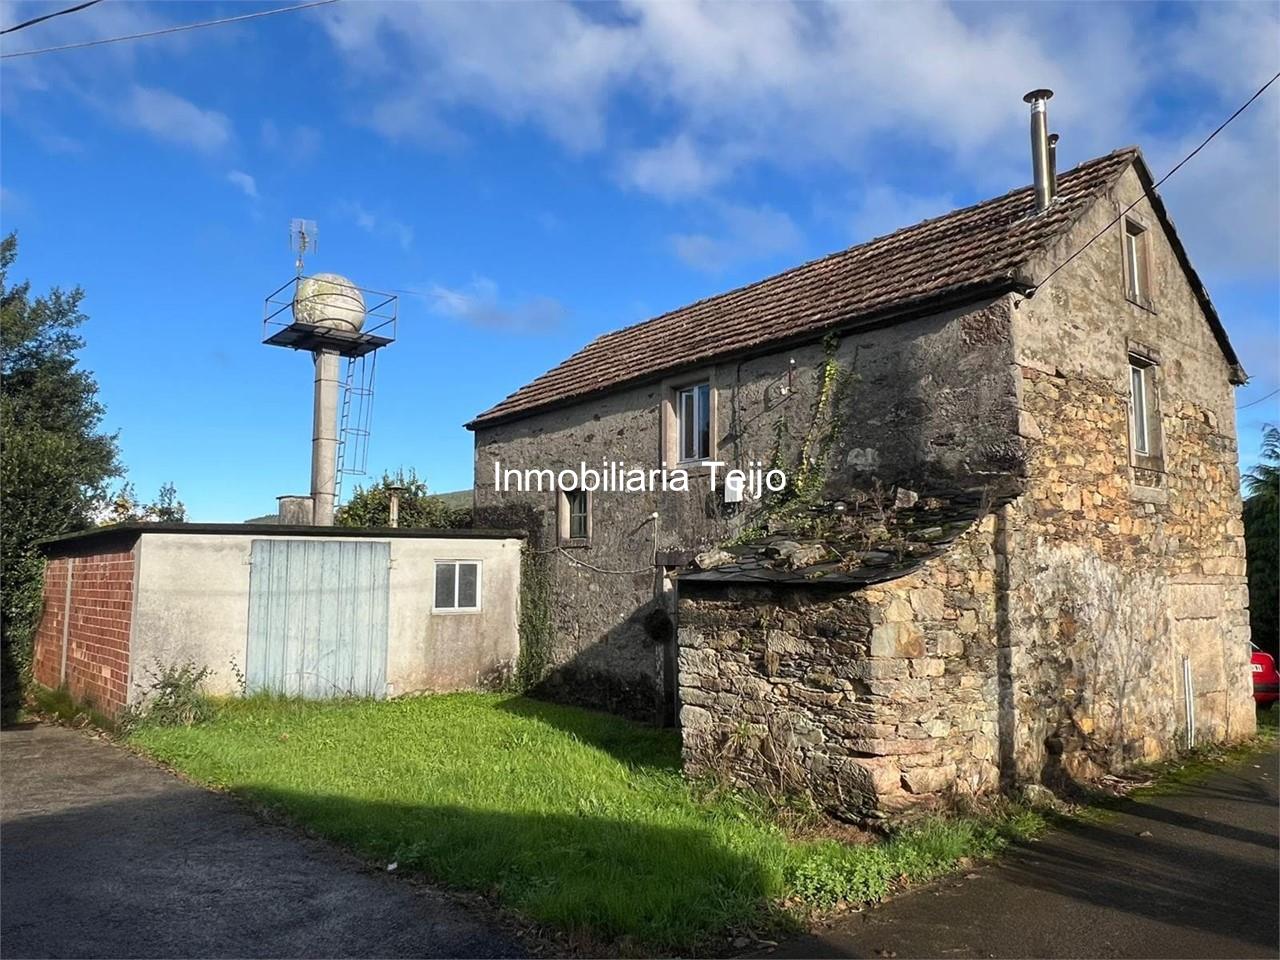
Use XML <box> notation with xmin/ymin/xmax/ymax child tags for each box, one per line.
<box><xmin>31</xmin><ymin>523</ymin><xmax>523</xmax><ymax>718</ymax></box>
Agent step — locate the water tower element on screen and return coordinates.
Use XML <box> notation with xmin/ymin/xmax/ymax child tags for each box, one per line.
<box><xmin>263</xmin><ymin>221</ymin><xmax>398</xmax><ymax>525</ymax></box>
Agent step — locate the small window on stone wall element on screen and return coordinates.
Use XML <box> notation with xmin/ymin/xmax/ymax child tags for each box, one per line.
<box><xmin>677</xmin><ymin>382</ymin><xmax>712</xmax><ymax>463</ymax></box>
<box><xmin>1128</xmin><ymin>353</ymin><xmax>1163</xmax><ymax>477</ymax></box>
<box><xmin>1123</xmin><ymin>219</ymin><xmax>1151</xmax><ymax>307</ymax></box>
<box><xmin>558</xmin><ymin>489</ymin><xmax>591</xmax><ymax>546</ymax></box>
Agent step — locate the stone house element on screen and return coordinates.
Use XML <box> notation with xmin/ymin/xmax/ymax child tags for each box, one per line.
<box><xmin>469</xmin><ymin>107</ymin><xmax>1254</xmax><ymax>817</ymax></box>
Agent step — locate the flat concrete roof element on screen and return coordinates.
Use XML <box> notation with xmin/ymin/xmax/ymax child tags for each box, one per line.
<box><xmin>38</xmin><ymin>523</ymin><xmax>525</xmax><ymax>556</ymax></box>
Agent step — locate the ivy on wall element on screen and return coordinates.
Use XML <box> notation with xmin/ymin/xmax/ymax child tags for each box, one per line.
<box><xmin>515</xmin><ymin>544</ymin><xmax>554</xmax><ymax>691</ymax></box>
<box><xmin>730</xmin><ymin>334</ymin><xmax>856</xmax><ymax>544</ymax></box>
<box><xmin>473</xmin><ymin>500</ymin><xmax>555</xmax><ymax>692</ymax></box>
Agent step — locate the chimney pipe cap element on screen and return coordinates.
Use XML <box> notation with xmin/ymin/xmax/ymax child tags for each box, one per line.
<box><xmin>1023</xmin><ymin>88</ymin><xmax>1054</xmax><ymax>104</ymax></box>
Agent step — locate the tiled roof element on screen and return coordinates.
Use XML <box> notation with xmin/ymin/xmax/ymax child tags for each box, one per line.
<box><xmin>469</xmin><ymin>149</ymin><xmax>1140</xmax><ymax>428</ymax></box>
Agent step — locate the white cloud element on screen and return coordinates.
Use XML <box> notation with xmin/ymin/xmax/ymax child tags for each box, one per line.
<box><xmin>321</xmin><ymin>1</ymin><xmax>636</xmax><ymax>151</ymax></box>
<box><xmin>424</xmin><ymin>277</ymin><xmax>566</xmax><ymax>332</ymax></box>
<box><xmin>619</xmin><ymin>135</ymin><xmax>731</xmax><ymax>200</ymax></box>
<box><xmin>313</xmin><ymin>0</ymin><xmax>1277</xmax><ymax>286</ymax></box>
<box><xmin>226</xmin><ymin>170</ymin><xmax>258</xmax><ymax>199</ymax></box>
<box><xmin>670</xmin><ymin>203</ymin><xmax>802</xmax><ymax>273</ymax></box>
<box><xmin>315</xmin><ymin>1</ymin><xmax>1123</xmax><ymax>192</ymax></box>
<box><xmin>121</xmin><ymin>85</ymin><xmax>231</xmax><ymax>153</ymax></box>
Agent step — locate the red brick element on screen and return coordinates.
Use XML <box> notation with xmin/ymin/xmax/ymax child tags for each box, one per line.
<box><xmin>32</xmin><ymin>548</ymin><xmax>135</xmax><ymax>718</ymax></box>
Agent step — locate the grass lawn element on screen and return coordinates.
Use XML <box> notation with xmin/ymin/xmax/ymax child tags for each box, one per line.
<box><xmin>131</xmin><ymin>693</ymin><xmax>1042</xmax><ymax>953</ymax></box>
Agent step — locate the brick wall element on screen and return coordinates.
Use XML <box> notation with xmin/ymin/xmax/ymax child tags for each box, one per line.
<box><xmin>32</xmin><ymin>548</ymin><xmax>135</xmax><ymax>718</ymax></box>
<box><xmin>31</xmin><ymin>557</ymin><xmax>71</xmax><ymax>690</ymax></box>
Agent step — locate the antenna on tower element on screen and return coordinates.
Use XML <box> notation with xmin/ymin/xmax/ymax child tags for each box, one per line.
<box><xmin>289</xmin><ymin>219</ymin><xmax>318</xmax><ymax>276</ymax></box>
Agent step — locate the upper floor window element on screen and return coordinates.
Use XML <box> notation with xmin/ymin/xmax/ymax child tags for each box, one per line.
<box><xmin>677</xmin><ymin>382</ymin><xmax>711</xmax><ymax>463</ymax></box>
<box><xmin>434</xmin><ymin>560</ymin><xmax>481</xmax><ymax>612</ymax></box>
<box><xmin>558</xmin><ymin>489</ymin><xmax>591</xmax><ymax>545</ymax></box>
<box><xmin>1123</xmin><ymin>219</ymin><xmax>1150</xmax><ymax>305</ymax></box>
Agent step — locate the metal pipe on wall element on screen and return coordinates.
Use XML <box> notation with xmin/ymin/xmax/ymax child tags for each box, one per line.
<box><xmin>1182</xmin><ymin>655</ymin><xmax>1197</xmax><ymax>750</ymax></box>
<box><xmin>311</xmin><ymin>349</ymin><xmax>341</xmax><ymax>526</ymax></box>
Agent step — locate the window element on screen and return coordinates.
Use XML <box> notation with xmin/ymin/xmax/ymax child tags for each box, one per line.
<box><xmin>434</xmin><ymin>560</ymin><xmax>480</xmax><ymax>612</ymax></box>
<box><xmin>1123</xmin><ymin>219</ymin><xmax>1148</xmax><ymax>304</ymax></box>
<box><xmin>1130</xmin><ymin>361</ymin><xmax>1150</xmax><ymax>454</ymax></box>
<box><xmin>677</xmin><ymin>382</ymin><xmax>711</xmax><ymax>463</ymax></box>
<box><xmin>558</xmin><ymin>489</ymin><xmax>591</xmax><ymax>545</ymax></box>
<box><xmin>1128</xmin><ymin>354</ymin><xmax>1161</xmax><ymax>466</ymax></box>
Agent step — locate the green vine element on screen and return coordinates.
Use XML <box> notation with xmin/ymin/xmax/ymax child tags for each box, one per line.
<box><xmin>514</xmin><ymin>543</ymin><xmax>554</xmax><ymax>692</ymax></box>
<box><xmin>735</xmin><ymin>333</ymin><xmax>855</xmax><ymax>542</ymax></box>
<box><xmin>472</xmin><ymin>500</ymin><xmax>555</xmax><ymax>693</ymax></box>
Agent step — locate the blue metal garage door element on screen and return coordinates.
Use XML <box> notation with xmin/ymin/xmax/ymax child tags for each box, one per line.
<box><xmin>246</xmin><ymin>539</ymin><xmax>390</xmax><ymax>698</ymax></box>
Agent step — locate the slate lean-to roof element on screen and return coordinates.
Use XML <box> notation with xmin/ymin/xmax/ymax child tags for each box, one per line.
<box><xmin>469</xmin><ymin>147</ymin><xmax>1239</xmax><ymax>428</ymax></box>
<box><xmin>679</xmin><ymin>487</ymin><xmax>1013</xmax><ymax>588</ymax></box>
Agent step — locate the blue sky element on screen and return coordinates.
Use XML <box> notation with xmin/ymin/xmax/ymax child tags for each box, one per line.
<box><xmin>2</xmin><ymin>0</ymin><xmax>1277</xmax><ymax>522</ymax></box>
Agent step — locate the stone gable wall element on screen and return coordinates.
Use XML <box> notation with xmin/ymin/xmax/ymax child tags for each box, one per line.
<box><xmin>1002</xmin><ymin>162</ymin><xmax>1254</xmax><ymax>783</ymax></box>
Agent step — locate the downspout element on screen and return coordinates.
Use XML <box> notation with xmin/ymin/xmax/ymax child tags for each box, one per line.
<box><xmin>994</xmin><ymin>503</ymin><xmax>1017</xmax><ymax>790</ymax></box>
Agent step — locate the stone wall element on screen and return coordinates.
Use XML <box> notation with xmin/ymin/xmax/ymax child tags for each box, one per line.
<box><xmin>678</xmin><ymin>516</ymin><xmax>1002</xmax><ymax>820</ymax></box>
<box><xmin>1000</xmin><ymin>362</ymin><xmax>1253</xmax><ymax>785</ymax></box>
<box><xmin>1003</xmin><ymin>162</ymin><xmax>1255</xmax><ymax>782</ymax></box>
<box><xmin>473</xmin><ymin>299</ymin><xmax>1019</xmax><ymax>720</ymax></box>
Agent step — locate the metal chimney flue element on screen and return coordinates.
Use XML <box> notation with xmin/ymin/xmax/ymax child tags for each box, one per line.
<box><xmin>1023</xmin><ymin>88</ymin><xmax>1055</xmax><ymax>213</ymax></box>
<box><xmin>1048</xmin><ymin>133</ymin><xmax>1060</xmax><ymax>198</ymax></box>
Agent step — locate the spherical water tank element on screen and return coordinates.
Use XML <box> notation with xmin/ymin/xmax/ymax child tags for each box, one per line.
<box><xmin>292</xmin><ymin>273</ymin><xmax>366</xmax><ymax>332</ymax></box>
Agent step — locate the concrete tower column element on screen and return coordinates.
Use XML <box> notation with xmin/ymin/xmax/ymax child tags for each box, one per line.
<box><xmin>311</xmin><ymin>348</ymin><xmax>341</xmax><ymax>525</ymax></box>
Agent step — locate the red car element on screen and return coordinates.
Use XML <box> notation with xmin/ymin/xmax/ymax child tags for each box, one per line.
<box><xmin>1251</xmin><ymin>643</ymin><xmax>1279</xmax><ymax>706</ymax></box>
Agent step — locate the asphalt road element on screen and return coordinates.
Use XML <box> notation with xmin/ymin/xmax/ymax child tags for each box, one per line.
<box><xmin>0</xmin><ymin>723</ymin><xmax>526</xmax><ymax>959</ymax></box>
<box><xmin>765</xmin><ymin>742</ymin><xmax>1280</xmax><ymax>959</ymax></box>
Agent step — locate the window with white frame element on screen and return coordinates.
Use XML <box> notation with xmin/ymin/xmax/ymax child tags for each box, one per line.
<box><xmin>1123</xmin><ymin>219</ymin><xmax>1149</xmax><ymax>304</ymax></box>
<box><xmin>676</xmin><ymin>382</ymin><xmax>711</xmax><ymax>463</ymax></box>
<box><xmin>1128</xmin><ymin>355</ymin><xmax>1159</xmax><ymax>459</ymax></box>
<box><xmin>434</xmin><ymin>560</ymin><xmax>480</xmax><ymax>611</ymax></box>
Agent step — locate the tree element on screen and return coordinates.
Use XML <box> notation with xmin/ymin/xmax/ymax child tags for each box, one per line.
<box><xmin>1</xmin><ymin>233</ymin><xmax>122</xmax><ymax>722</ymax></box>
<box><xmin>1243</xmin><ymin>424</ymin><xmax>1279</xmax><ymax>658</ymax></box>
<box><xmin>335</xmin><ymin>468</ymin><xmax>470</xmax><ymax>529</ymax></box>
<box><xmin>101</xmin><ymin>481</ymin><xmax>188</xmax><ymax>524</ymax></box>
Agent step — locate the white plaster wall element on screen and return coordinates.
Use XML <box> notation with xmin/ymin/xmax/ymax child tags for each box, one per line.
<box><xmin>130</xmin><ymin>532</ymin><xmax>522</xmax><ymax>702</ymax></box>
<box><xmin>131</xmin><ymin>534</ymin><xmax>253</xmax><ymax>700</ymax></box>
<box><xmin>385</xmin><ymin>537</ymin><xmax>522</xmax><ymax>694</ymax></box>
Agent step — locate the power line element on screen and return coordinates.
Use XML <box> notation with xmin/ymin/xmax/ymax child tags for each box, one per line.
<box><xmin>1</xmin><ymin>0</ymin><xmax>103</xmax><ymax>36</ymax></box>
<box><xmin>0</xmin><ymin>0</ymin><xmax>338</xmax><ymax>58</ymax></box>
<box><xmin>1240</xmin><ymin>387</ymin><xmax>1280</xmax><ymax>410</ymax></box>
<box><xmin>1033</xmin><ymin>69</ymin><xmax>1280</xmax><ymax>296</ymax></box>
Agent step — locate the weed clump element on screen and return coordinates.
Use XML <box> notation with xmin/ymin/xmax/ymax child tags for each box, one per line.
<box><xmin>120</xmin><ymin>659</ymin><xmax>216</xmax><ymax>732</ymax></box>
